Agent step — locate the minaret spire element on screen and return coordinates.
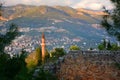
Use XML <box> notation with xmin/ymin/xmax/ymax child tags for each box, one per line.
<box><xmin>41</xmin><ymin>32</ymin><xmax>46</xmax><ymax>63</ymax></box>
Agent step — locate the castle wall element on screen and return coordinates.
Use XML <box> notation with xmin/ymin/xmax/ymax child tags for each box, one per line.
<box><xmin>56</xmin><ymin>51</ymin><xmax>120</xmax><ymax>80</ymax></box>
<box><xmin>68</xmin><ymin>50</ymin><xmax>120</xmax><ymax>64</ymax></box>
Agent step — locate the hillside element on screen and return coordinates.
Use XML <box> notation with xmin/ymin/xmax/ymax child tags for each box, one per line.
<box><xmin>1</xmin><ymin>4</ymin><xmax>116</xmax><ymax>50</ymax></box>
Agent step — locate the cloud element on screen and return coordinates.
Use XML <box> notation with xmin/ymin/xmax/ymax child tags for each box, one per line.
<box><xmin>73</xmin><ymin>2</ymin><xmax>103</xmax><ymax>10</ymax></box>
<box><xmin>5</xmin><ymin>0</ymin><xmax>41</xmax><ymax>5</ymax></box>
<box><xmin>4</xmin><ymin>0</ymin><xmax>73</xmax><ymax>6</ymax></box>
<box><xmin>88</xmin><ymin>3</ymin><xmax>103</xmax><ymax>10</ymax></box>
<box><xmin>4</xmin><ymin>0</ymin><xmax>113</xmax><ymax>10</ymax></box>
<box><xmin>73</xmin><ymin>0</ymin><xmax>113</xmax><ymax>10</ymax></box>
<box><xmin>37</xmin><ymin>0</ymin><xmax>73</xmax><ymax>6</ymax></box>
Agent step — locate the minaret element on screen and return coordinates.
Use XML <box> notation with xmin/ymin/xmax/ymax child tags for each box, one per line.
<box><xmin>41</xmin><ymin>32</ymin><xmax>46</xmax><ymax>63</ymax></box>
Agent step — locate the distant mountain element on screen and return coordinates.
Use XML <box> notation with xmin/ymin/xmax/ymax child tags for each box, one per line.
<box><xmin>3</xmin><ymin>4</ymin><xmax>107</xmax><ymax>23</ymax></box>
<box><xmin>2</xmin><ymin>4</ymin><xmax>116</xmax><ymax>50</ymax></box>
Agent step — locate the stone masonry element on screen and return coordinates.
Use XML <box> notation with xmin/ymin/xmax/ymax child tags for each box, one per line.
<box><xmin>56</xmin><ymin>51</ymin><xmax>120</xmax><ymax>80</ymax></box>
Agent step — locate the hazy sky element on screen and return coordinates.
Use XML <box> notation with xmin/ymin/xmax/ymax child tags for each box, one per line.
<box><xmin>2</xmin><ymin>0</ymin><xmax>113</xmax><ymax>10</ymax></box>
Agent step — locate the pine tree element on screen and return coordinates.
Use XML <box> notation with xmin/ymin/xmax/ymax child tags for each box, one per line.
<box><xmin>107</xmin><ymin>40</ymin><xmax>112</xmax><ymax>50</ymax></box>
<box><xmin>0</xmin><ymin>23</ymin><xmax>19</xmax><ymax>53</ymax></box>
<box><xmin>101</xmin><ymin>0</ymin><xmax>120</xmax><ymax>41</ymax></box>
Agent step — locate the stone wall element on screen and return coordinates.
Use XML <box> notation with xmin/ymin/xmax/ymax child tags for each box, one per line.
<box><xmin>69</xmin><ymin>50</ymin><xmax>120</xmax><ymax>63</ymax></box>
<box><xmin>56</xmin><ymin>51</ymin><xmax>120</xmax><ymax>80</ymax></box>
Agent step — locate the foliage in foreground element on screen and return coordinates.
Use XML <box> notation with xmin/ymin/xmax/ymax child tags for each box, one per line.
<box><xmin>101</xmin><ymin>0</ymin><xmax>120</xmax><ymax>41</ymax></box>
<box><xmin>0</xmin><ymin>48</ymin><xmax>58</xmax><ymax>80</ymax></box>
<box><xmin>34</xmin><ymin>68</ymin><xmax>57</xmax><ymax>80</ymax></box>
<box><xmin>69</xmin><ymin>45</ymin><xmax>80</xmax><ymax>50</ymax></box>
<box><xmin>98</xmin><ymin>39</ymin><xmax>120</xmax><ymax>50</ymax></box>
<box><xmin>0</xmin><ymin>51</ymin><xmax>32</xmax><ymax>80</ymax></box>
<box><xmin>25</xmin><ymin>47</ymin><xmax>50</xmax><ymax>70</ymax></box>
<box><xmin>0</xmin><ymin>23</ymin><xmax>19</xmax><ymax>53</ymax></box>
<box><xmin>50</xmin><ymin>48</ymin><xmax>66</xmax><ymax>59</ymax></box>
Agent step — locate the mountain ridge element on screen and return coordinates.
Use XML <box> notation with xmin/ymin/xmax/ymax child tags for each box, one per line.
<box><xmin>2</xmin><ymin>4</ymin><xmax>107</xmax><ymax>23</ymax></box>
